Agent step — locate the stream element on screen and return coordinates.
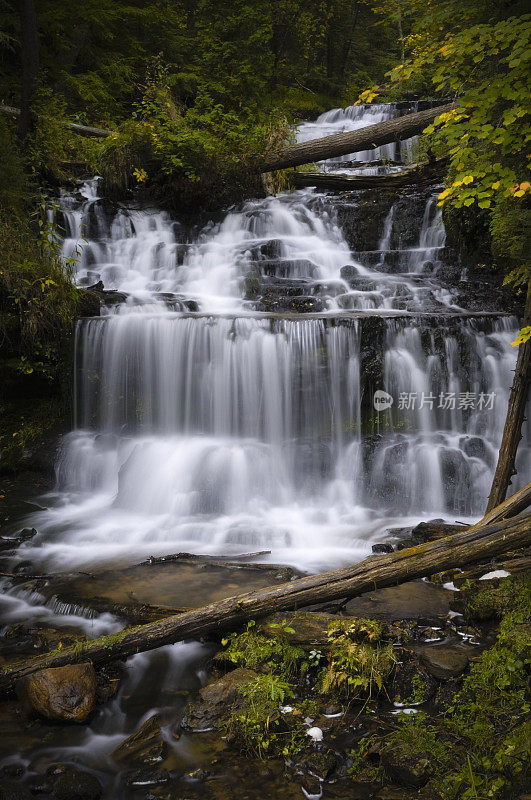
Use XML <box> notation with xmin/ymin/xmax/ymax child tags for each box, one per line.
<box><xmin>0</xmin><ymin>102</ymin><xmax>529</xmax><ymax>798</ymax></box>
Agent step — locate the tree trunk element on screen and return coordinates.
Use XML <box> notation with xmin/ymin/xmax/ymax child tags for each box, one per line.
<box><xmin>486</xmin><ymin>278</ymin><xmax>531</xmax><ymax>512</ymax></box>
<box><xmin>289</xmin><ymin>160</ymin><xmax>446</xmax><ymax>191</ymax></box>
<box><xmin>1</xmin><ymin>509</ymin><xmax>529</xmax><ymax>694</ymax></box>
<box><xmin>1</xmin><ymin>105</ymin><xmax>115</xmax><ymax>138</ymax></box>
<box><xmin>18</xmin><ymin>0</ymin><xmax>39</xmax><ymax>141</ymax></box>
<box><xmin>261</xmin><ymin>101</ymin><xmax>457</xmax><ymax>172</ymax></box>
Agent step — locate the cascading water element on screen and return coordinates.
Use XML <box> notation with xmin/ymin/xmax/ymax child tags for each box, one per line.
<box><xmin>2</xmin><ymin>101</ymin><xmax>529</xmax><ymax>794</ymax></box>
<box><xmin>17</xmin><ymin>103</ymin><xmax>528</xmax><ymax>574</ymax></box>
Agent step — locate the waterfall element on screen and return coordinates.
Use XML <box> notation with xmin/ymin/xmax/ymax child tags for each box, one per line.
<box><xmin>17</xmin><ymin>102</ymin><xmax>526</xmax><ymax>575</ymax></box>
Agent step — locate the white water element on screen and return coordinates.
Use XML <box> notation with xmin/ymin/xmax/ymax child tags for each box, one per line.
<box><xmin>2</xmin><ymin>100</ymin><xmax>529</xmax><ymax>794</ymax></box>
<box><xmin>13</xmin><ymin>102</ymin><xmax>526</xmax><ymax>575</ymax></box>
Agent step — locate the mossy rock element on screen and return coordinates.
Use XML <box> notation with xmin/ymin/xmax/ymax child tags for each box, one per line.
<box><xmin>182</xmin><ymin>667</ymin><xmax>258</xmax><ymax>732</ymax></box>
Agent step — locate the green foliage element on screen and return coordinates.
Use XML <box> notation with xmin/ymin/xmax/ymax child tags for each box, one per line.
<box><xmin>320</xmin><ymin>619</ymin><xmax>396</xmax><ymax>698</ymax></box>
<box><xmin>380</xmin><ymin>3</ymin><xmax>531</xmax><ymax>281</ymax></box>
<box><xmin>227</xmin><ymin>673</ymin><xmax>304</xmax><ymax>758</ymax></box>
<box><xmin>383</xmin><ymin>576</ymin><xmax>531</xmax><ymax>799</ymax></box>
<box><xmin>0</xmin><ymin>116</ymin><xmax>79</xmax><ymax>470</ymax></box>
<box><xmin>219</xmin><ymin>619</ymin><xmax>307</xmax><ymax>679</ymax></box>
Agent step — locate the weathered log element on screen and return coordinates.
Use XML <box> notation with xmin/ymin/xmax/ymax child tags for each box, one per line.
<box><xmin>261</xmin><ymin>102</ymin><xmax>457</xmax><ymax>172</ymax></box>
<box><xmin>479</xmin><ymin>480</ymin><xmax>531</xmax><ymax>529</ymax></box>
<box><xmin>1</xmin><ymin>105</ymin><xmax>115</xmax><ymax>138</ymax></box>
<box><xmin>1</xmin><ymin>510</ymin><xmax>528</xmax><ymax>694</ymax></box>
<box><xmin>486</xmin><ymin>278</ymin><xmax>531</xmax><ymax>511</ymax></box>
<box><xmin>289</xmin><ymin>160</ymin><xmax>446</xmax><ymax>191</ymax></box>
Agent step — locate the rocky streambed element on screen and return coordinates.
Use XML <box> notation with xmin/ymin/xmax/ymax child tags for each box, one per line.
<box><xmin>0</xmin><ymin>508</ymin><xmax>529</xmax><ymax>800</ymax></box>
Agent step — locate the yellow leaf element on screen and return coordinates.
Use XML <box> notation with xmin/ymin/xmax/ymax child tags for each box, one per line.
<box><xmin>511</xmin><ymin>326</ymin><xmax>531</xmax><ymax>346</ymax></box>
<box><xmin>463</xmin><ymin>175</ymin><xmax>474</xmax><ymax>185</ymax></box>
<box><xmin>438</xmin><ymin>188</ymin><xmax>451</xmax><ymax>199</ymax></box>
<box><xmin>491</xmin><ymin>181</ymin><xmax>500</xmax><ymax>190</ymax></box>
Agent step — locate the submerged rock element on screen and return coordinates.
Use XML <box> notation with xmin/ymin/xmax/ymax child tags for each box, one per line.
<box><xmin>182</xmin><ymin>667</ymin><xmax>258</xmax><ymax>731</ymax></box>
<box><xmin>16</xmin><ymin>663</ymin><xmax>96</xmax><ymax>723</ymax></box>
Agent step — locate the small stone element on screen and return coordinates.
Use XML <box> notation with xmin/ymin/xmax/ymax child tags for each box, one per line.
<box><xmin>297</xmin><ymin>750</ymin><xmax>337</xmax><ymax>779</ymax></box>
<box><xmin>300</xmin><ymin>774</ymin><xmax>321</xmax><ymax>797</ymax></box>
<box><xmin>381</xmin><ymin>741</ymin><xmax>431</xmax><ymax>789</ymax></box>
<box><xmin>124</xmin><ymin>768</ymin><xmax>169</xmax><ymax>788</ymax></box>
<box><xmin>372</xmin><ymin>543</ymin><xmax>393</xmax><ymax>554</ymax></box>
<box><xmin>111</xmin><ymin>714</ymin><xmax>166</xmax><ymax>764</ymax></box>
<box><xmin>16</xmin><ymin>663</ymin><xmax>96</xmax><ymax>723</ymax></box>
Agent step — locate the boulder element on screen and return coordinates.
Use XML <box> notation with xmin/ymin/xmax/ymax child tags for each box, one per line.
<box><xmin>411</xmin><ymin>519</ymin><xmax>463</xmax><ymax>542</ymax></box>
<box><xmin>16</xmin><ymin>663</ymin><xmax>96</xmax><ymax>723</ymax></box>
<box><xmin>381</xmin><ymin>740</ymin><xmax>431</xmax><ymax>789</ymax></box>
<box><xmin>183</xmin><ymin>668</ymin><xmax>258</xmax><ymax>732</ymax></box>
<box><xmin>111</xmin><ymin>714</ymin><xmax>166</xmax><ymax>764</ymax></box>
<box><xmin>46</xmin><ymin>765</ymin><xmax>102</xmax><ymax>800</ymax></box>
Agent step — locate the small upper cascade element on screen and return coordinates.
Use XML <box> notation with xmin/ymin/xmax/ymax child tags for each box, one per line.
<box><xmin>295</xmin><ymin>102</ymin><xmax>420</xmax><ymax>172</ymax></box>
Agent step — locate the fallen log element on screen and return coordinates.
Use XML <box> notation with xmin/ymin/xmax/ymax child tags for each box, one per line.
<box><xmin>1</xmin><ymin>510</ymin><xmax>528</xmax><ymax>694</ymax></box>
<box><xmin>477</xmin><ymin>480</ymin><xmax>531</xmax><ymax>529</ymax></box>
<box><xmin>261</xmin><ymin>101</ymin><xmax>457</xmax><ymax>172</ymax></box>
<box><xmin>486</xmin><ymin>277</ymin><xmax>531</xmax><ymax>511</ymax></box>
<box><xmin>1</xmin><ymin>104</ymin><xmax>115</xmax><ymax>138</ymax></box>
<box><xmin>289</xmin><ymin>160</ymin><xmax>447</xmax><ymax>191</ymax></box>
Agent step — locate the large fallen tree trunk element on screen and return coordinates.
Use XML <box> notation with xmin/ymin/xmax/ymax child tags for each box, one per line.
<box><xmin>261</xmin><ymin>101</ymin><xmax>457</xmax><ymax>172</ymax></box>
<box><xmin>1</xmin><ymin>105</ymin><xmax>115</xmax><ymax>138</ymax></box>
<box><xmin>486</xmin><ymin>278</ymin><xmax>531</xmax><ymax>512</ymax></box>
<box><xmin>1</xmin><ymin>509</ymin><xmax>529</xmax><ymax>693</ymax></box>
<box><xmin>289</xmin><ymin>160</ymin><xmax>446</xmax><ymax>191</ymax></box>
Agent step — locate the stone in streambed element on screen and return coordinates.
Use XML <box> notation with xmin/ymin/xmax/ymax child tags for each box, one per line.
<box><xmin>111</xmin><ymin>714</ymin><xmax>166</xmax><ymax>764</ymax></box>
<box><xmin>372</xmin><ymin>543</ymin><xmax>393</xmax><ymax>554</ymax></box>
<box><xmin>392</xmin><ymin>658</ymin><xmax>437</xmax><ymax>706</ymax></box>
<box><xmin>45</xmin><ymin>765</ymin><xmax>103</xmax><ymax>800</ymax></box>
<box><xmin>416</xmin><ymin>640</ymin><xmax>470</xmax><ymax>681</ymax></box>
<box><xmin>381</xmin><ymin>740</ymin><xmax>431</xmax><ymax>789</ymax></box>
<box><xmin>182</xmin><ymin>667</ymin><xmax>258</xmax><ymax>732</ymax></box>
<box><xmin>16</xmin><ymin>662</ymin><xmax>96</xmax><ymax>723</ymax></box>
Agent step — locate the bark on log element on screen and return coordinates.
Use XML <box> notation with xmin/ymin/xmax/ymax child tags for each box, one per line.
<box><xmin>1</xmin><ymin>510</ymin><xmax>529</xmax><ymax>694</ymax></box>
<box><xmin>261</xmin><ymin>102</ymin><xmax>457</xmax><ymax>172</ymax></box>
<box><xmin>1</xmin><ymin>105</ymin><xmax>115</xmax><ymax>138</ymax></box>
<box><xmin>289</xmin><ymin>160</ymin><xmax>446</xmax><ymax>191</ymax></box>
<box><xmin>478</xmin><ymin>480</ymin><xmax>531</xmax><ymax>529</ymax></box>
<box><xmin>486</xmin><ymin>279</ymin><xmax>531</xmax><ymax>512</ymax></box>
